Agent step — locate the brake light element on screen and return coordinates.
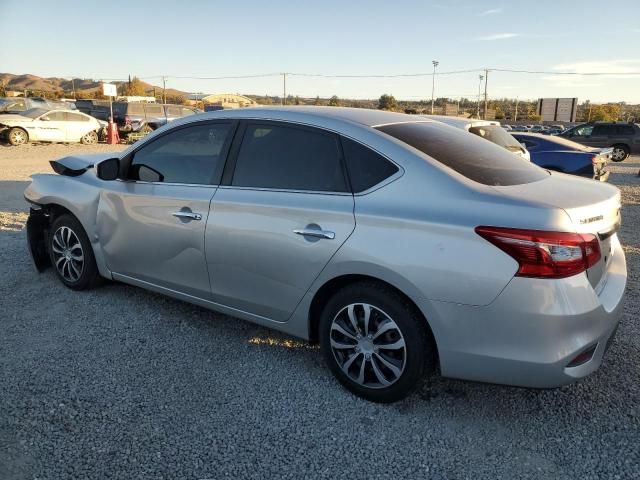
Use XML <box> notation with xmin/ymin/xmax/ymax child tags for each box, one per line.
<box><xmin>475</xmin><ymin>226</ymin><xmax>601</xmax><ymax>278</ymax></box>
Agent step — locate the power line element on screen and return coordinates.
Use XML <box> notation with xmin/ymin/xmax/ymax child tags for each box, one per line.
<box><xmin>490</xmin><ymin>68</ymin><xmax>640</xmax><ymax>76</ymax></box>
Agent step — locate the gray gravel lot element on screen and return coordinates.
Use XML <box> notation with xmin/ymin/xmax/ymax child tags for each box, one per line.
<box><xmin>1</xmin><ymin>143</ymin><xmax>639</xmax><ymax>479</ymax></box>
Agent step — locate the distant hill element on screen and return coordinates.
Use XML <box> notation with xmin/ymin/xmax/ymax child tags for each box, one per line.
<box><xmin>0</xmin><ymin>73</ymin><xmax>188</xmax><ymax>100</ymax></box>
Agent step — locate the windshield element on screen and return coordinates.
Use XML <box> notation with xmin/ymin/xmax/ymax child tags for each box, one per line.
<box><xmin>469</xmin><ymin>125</ymin><xmax>523</xmax><ymax>152</ymax></box>
<box><xmin>376</xmin><ymin>122</ymin><xmax>548</xmax><ymax>186</ymax></box>
<box><xmin>20</xmin><ymin>108</ymin><xmax>49</xmax><ymax>118</ymax></box>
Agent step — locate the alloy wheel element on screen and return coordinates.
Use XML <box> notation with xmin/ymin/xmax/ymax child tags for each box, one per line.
<box><xmin>611</xmin><ymin>147</ymin><xmax>627</xmax><ymax>161</ymax></box>
<box><xmin>10</xmin><ymin>129</ymin><xmax>27</xmax><ymax>145</ymax></box>
<box><xmin>51</xmin><ymin>226</ymin><xmax>84</xmax><ymax>282</ymax></box>
<box><xmin>330</xmin><ymin>303</ymin><xmax>407</xmax><ymax>389</ymax></box>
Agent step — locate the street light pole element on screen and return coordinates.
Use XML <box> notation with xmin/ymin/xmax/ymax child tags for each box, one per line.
<box><xmin>431</xmin><ymin>60</ymin><xmax>439</xmax><ymax>114</ymax></box>
<box><xmin>477</xmin><ymin>74</ymin><xmax>484</xmax><ymax>118</ymax></box>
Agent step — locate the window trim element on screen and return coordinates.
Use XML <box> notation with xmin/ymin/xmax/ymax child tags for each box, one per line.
<box><xmin>221</xmin><ymin>120</ymin><xmax>352</xmax><ymax>195</ymax></box>
<box><xmin>120</xmin><ymin>119</ymin><xmax>239</xmax><ymax>186</ymax></box>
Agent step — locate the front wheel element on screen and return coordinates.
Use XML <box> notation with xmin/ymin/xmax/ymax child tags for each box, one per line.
<box><xmin>8</xmin><ymin>127</ymin><xmax>28</xmax><ymax>145</ymax></box>
<box><xmin>611</xmin><ymin>145</ymin><xmax>629</xmax><ymax>162</ymax></box>
<box><xmin>319</xmin><ymin>282</ymin><xmax>437</xmax><ymax>403</ymax></box>
<box><xmin>80</xmin><ymin>130</ymin><xmax>98</xmax><ymax>145</ymax></box>
<box><xmin>48</xmin><ymin>214</ymin><xmax>101</xmax><ymax>290</ymax></box>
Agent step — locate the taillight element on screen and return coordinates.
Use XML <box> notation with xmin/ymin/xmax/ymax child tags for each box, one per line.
<box><xmin>475</xmin><ymin>226</ymin><xmax>601</xmax><ymax>279</ymax></box>
<box><xmin>591</xmin><ymin>155</ymin><xmax>598</xmax><ymax>165</ymax></box>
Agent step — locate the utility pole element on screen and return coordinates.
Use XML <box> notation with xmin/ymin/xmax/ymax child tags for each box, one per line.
<box><xmin>282</xmin><ymin>73</ymin><xmax>287</xmax><ymax>106</ymax></box>
<box><xmin>483</xmin><ymin>69</ymin><xmax>489</xmax><ymax>120</ymax></box>
<box><xmin>514</xmin><ymin>97</ymin><xmax>519</xmax><ymax>121</ymax></box>
<box><xmin>431</xmin><ymin>60</ymin><xmax>439</xmax><ymax>114</ymax></box>
<box><xmin>477</xmin><ymin>74</ymin><xmax>484</xmax><ymax>118</ymax></box>
<box><xmin>71</xmin><ymin>78</ymin><xmax>76</xmax><ymax>99</ymax></box>
<box><xmin>162</xmin><ymin>76</ymin><xmax>167</xmax><ymax>104</ymax></box>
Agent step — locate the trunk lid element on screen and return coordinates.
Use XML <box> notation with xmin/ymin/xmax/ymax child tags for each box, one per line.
<box><xmin>491</xmin><ymin>173</ymin><xmax>621</xmax><ymax>288</ymax></box>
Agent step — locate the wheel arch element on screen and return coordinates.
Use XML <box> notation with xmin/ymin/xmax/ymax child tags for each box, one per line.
<box><xmin>8</xmin><ymin>126</ymin><xmax>30</xmax><ymax>143</ymax></box>
<box><xmin>307</xmin><ymin>274</ymin><xmax>439</xmax><ymax>360</ymax></box>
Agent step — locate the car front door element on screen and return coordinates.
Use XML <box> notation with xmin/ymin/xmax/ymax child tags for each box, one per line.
<box><xmin>205</xmin><ymin>121</ymin><xmax>356</xmax><ymax>322</ymax></box>
<box><xmin>34</xmin><ymin>111</ymin><xmax>66</xmax><ymax>142</ymax></box>
<box><xmin>97</xmin><ymin>121</ymin><xmax>236</xmax><ymax>298</ymax></box>
<box><xmin>564</xmin><ymin>124</ymin><xmax>594</xmax><ymax>145</ymax></box>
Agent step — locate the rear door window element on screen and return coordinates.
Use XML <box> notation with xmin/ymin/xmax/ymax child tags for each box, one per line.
<box><xmin>66</xmin><ymin>112</ymin><xmax>90</xmax><ymax>122</ymax></box>
<box><xmin>616</xmin><ymin>125</ymin><xmax>635</xmax><ymax>135</ymax></box>
<box><xmin>127</xmin><ymin>103</ymin><xmax>145</xmax><ymax>115</ymax></box>
<box><xmin>593</xmin><ymin>125</ymin><xmax>615</xmax><ymax>136</ymax></box>
<box><xmin>144</xmin><ymin>104</ymin><xmax>164</xmax><ymax>116</ymax></box>
<box><xmin>231</xmin><ymin>123</ymin><xmax>348</xmax><ymax>192</ymax></box>
<box><xmin>376</xmin><ymin>122</ymin><xmax>548</xmax><ymax>186</ymax></box>
<box><xmin>341</xmin><ymin>137</ymin><xmax>399</xmax><ymax>192</ymax></box>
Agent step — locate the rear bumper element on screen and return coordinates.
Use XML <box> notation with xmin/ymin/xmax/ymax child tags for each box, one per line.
<box><xmin>422</xmin><ymin>234</ymin><xmax>626</xmax><ymax>388</ymax></box>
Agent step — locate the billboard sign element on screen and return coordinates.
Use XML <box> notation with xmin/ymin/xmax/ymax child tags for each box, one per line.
<box><xmin>537</xmin><ymin>98</ymin><xmax>577</xmax><ymax>122</ymax></box>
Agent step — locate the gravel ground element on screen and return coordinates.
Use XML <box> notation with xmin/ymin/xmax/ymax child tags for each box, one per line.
<box><xmin>0</xmin><ymin>143</ymin><xmax>638</xmax><ymax>480</ymax></box>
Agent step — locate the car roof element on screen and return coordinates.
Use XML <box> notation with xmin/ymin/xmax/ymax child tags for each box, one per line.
<box><xmin>196</xmin><ymin>106</ymin><xmax>435</xmax><ymax>128</ymax></box>
<box><xmin>422</xmin><ymin>115</ymin><xmax>500</xmax><ymax>129</ymax></box>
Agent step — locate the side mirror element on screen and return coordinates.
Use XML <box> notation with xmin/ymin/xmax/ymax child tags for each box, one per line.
<box><xmin>96</xmin><ymin>157</ymin><xmax>120</xmax><ymax>181</ymax></box>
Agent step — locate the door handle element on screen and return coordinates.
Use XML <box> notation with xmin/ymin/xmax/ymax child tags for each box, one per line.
<box><xmin>172</xmin><ymin>211</ymin><xmax>202</xmax><ymax>221</ymax></box>
<box><xmin>293</xmin><ymin>228</ymin><xmax>335</xmax><ymax>240</ymax></box>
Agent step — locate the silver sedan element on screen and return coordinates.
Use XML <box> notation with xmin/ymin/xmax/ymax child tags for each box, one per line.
<box><xmin>24</xmin><ymin>107</ymin><xmax>626</xmax><ymax>402</ymax></box>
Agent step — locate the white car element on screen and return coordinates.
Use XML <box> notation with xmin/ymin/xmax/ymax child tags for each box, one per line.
<box><xmin>425</xmin><ymin>115</ymin><xmax>531</xmax><ymax>161</ymax></box>
<box><xmin>0</xmin><ymin>108</ymin><xmax>105</xmax><ymax>146</ymax></box>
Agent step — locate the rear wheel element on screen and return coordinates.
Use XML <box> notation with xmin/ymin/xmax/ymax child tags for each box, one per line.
<box><xmin>48</xmin><ymin>214</ymin><xmax>101</xmax><ymax>290</ymax></box>
<box><xmin>319</xmin><ymin>282</ymin><xmax>437</xmax><ymax>403</ymax></box>
<box><xmin>8</xmin><ymin>127</ymin><xmax>28</xmax><ymax>146</ymax></box>
<box><xmin>611</xmin><ymin>145</ymin><xmax>629</xmax><ymax>162</ymax></box>
<box><xmin>80</xmin><ymin>130</ymin><xmax>98</xmax><ymax>145</ymax></box>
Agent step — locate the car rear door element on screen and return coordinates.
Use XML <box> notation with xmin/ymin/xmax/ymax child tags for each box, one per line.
<box><xmin>63</xmin><ymin>112</ymin><xmax>93</xmax><ymax>141</ymax></box>
<box><xmin>97</xmin><ymin>121</ymin><xmax>236</xmax><ymax>298</ymax></box>
<box><xmin>205</xmin><ymin>121</ymin><xmax>356</xmax><ymax>321</ymax></box>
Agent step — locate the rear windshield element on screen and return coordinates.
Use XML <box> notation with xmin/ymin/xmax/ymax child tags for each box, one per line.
<box><xmin>376</xmin><ymin>122</ymin><xmax>548</xmax><ymax>186</ymax></box>
<box><xmin>469</xmin><ymin>125</ymin><xmax>523</xmax><ymax>152</ymax></box>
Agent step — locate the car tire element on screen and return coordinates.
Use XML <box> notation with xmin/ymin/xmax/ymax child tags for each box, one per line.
<box><xmin>611</xmin><ymin>144</ymin><xmax>630</xmax><ymax>162</ymax></box>
<box><xmin>8</xmin><ymin>127</ymin><xmax>28</xmax><ymax>146</ymax></box>
<box><xmin>80</xmin><ymin>130</ymin><xmax>98</xmax><ymax>145</ymax></box>
<box><xmin>48</xmin><ymin>214</ymin><xmax>101</xmax><ymax>290</ymax></box>
<box><xmin>319</xmin><ymin>281</ymin><xmax>437</xmax><ymax>403</ymax></box>
<box><xmin>140</xmin><ymin>125</ymin><xmax>154</xmax><ymax>135</ymax></box>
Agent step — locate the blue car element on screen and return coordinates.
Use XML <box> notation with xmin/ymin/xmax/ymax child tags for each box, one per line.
<box><xmin>512</xmin><ymin>133</ymin><xmax>611</xmax><ymax>182</ymax></box>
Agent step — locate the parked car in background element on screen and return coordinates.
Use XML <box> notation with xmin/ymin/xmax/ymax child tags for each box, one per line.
<box><xmin>0</xmin><ymin>97</ymin><xmax>77</xmax><ymax>114</ymax></box>
<box><xmin>513</xmin><ymin>132</ymin><xmax>611</xmax><ymax>181</ymax></box>
<box><xmin>0</xmin><ymin>108</ymin><xmax>105</xmax><ymax>145</ymax></box>
<box><xmin>23</xmin><ymin>107</ymin><xmax>625</xmax><ymax>402</ymax></box>
<box><xmin>502</xmin><ymin>124</ymin><xmax>513</xmax><ymax>131</ymax></box>
<box><xmin>426</xmin><ymin>115</ymin><xmax>530</xmax><ymax>161</ymax></box>
<box><xmin>510</xmin><ymin>125</ymin><xmax>528</xmax><ymax>132</ymax></box>
<box><xmin>75</xmin><ymin>99</ymin><xmax>112</xmax><ymax>121</ymax></box>
<box><xmin>530</xmin><ymin>125</ymin><xmax>546</xmax><ymax>133</ymax></box>
<box><xmin>558</xmin><ymin>122</ymin><xmax>640</xmax><ymax>161</ymax></box>
<box><xmin>113</xmin><ymin>102</ymin><xmax>200</xmax><ymax>134</ymax></box>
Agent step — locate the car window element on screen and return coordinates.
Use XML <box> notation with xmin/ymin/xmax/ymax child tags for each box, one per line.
<box><xmin>130</xmin><ymin>123</ymin><xmax>233</xmax><ymax>184</ymax></box>
<box><xmin>165</xmin><ymin>106</ymin><xmax>181</xmax><ymax>116</ymax></box>
<box><xmin>66</xmin><ymin>112</ymin><xmax>90</xmax><ymax>122</ymax></box>
<box><xmin>376</xmin><ymin>122</ymin><xmax>548</xmax><ymax>186</ymax></box>
<box><xmin>593</xmin><ymin>125</ymin><xmax>615</xmax><ymax>135</ymax></box>
<box><xmin>573</xmin><ymin>125</ymin><xmax>594</xmax><ymax>136</ymax></box>
<box><xmin>127</xmin><ymin>103</ymin><xmax>145</xmax><ymax>115</ymax></box>
<box><xmin>42</xmin><ymin>111</ymin><xmax>66</xmax><ymax>121</ymax></box>
<box><xmin>468</xmin><ymin>125</ymin><xmax>523</xmax><ymax>153</ymax></box>
<box><xmin>231</xmin><ymin>123</ymin><xmax>348</xmax><ymax>192</ymax></box>
<box><xmin>144</xmin><ymin>104</ymin><xmax>164</xmax><ymax>116</ymax></box>
<box><xmin>616</xmin><ymin>125</ymin><xmax>635</xmax><ymax>135</ymax></box>
<box><xmin>341</xmin><ymin>137</ymin><xmax>399</xmax><ymax>192</ymax></box>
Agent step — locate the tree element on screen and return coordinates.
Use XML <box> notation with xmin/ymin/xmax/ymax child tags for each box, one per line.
<box><xmin>378</xmin><ymin>94</ymin><xmax>397</xmax><ymax>111</ymax></box>
<box><xmin>314</xmin><ymin>96</ymin><xmax>322</xmax><ymax>106</ymax></box>
<box><xmin>328</xmin><ymin>95</ymin><xmax>340</xmax><ymax>107</ymax></box>
<box><xmin>294</xmin><ymin>96</ymin><xmax>301</xmax><ymax>105</ymax></box>
<box><xmin>125</xmin><ymin>76</ymin><xmax>146</xmax><ymax>96</ymax></box>
<box><xmin>586</xmin><ymin>104</ymin><xmax>621</xmax><ymax>122</ymax></box>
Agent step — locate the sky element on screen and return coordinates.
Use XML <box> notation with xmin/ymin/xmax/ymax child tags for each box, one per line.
<box><xmin>1</xmin><ymin>0</ymin><xmax>640</xmax><ymax>103</ymax></box>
